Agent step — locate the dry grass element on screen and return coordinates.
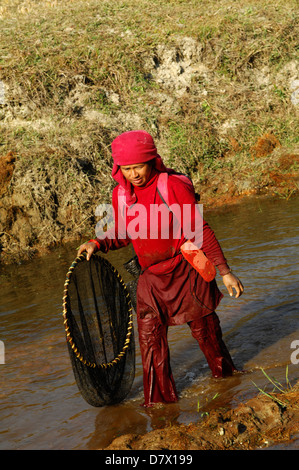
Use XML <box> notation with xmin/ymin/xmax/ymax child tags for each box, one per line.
<box><xmin>1</xmin><ymin>1</ymin><xmax>298</xmax><ymax>158</ymax></box>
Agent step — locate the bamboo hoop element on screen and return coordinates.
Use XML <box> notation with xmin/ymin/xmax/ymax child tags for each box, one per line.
<box><xmin>62</xmin><ymin>253</ymin><xmax>134</xmax><ymax>369</ymax></box>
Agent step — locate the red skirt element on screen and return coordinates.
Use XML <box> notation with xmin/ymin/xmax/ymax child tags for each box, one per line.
<box><xmin>137</xmin><ymin>255</ymin><xmax>223</xmax><ymax>325</ymax></box>
<box><xmin>136</xmin><ymin>255</ymin><xmax>236</xmax><ymax>406</ymax></box>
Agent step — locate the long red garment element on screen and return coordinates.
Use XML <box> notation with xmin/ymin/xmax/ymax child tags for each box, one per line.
<box><xmin>95</xmin><ymin>169</ymin><xmax>237</xmax><ymax>406</ymax></box>
<box><xmin>97</xmin><ymin>170</ymin><xmax>230</xmax><ymax>323</ymax></box>
<box><xmin>137</xmin><ymin>312</ymin><xmax>236</xmax><ymax>406</ymax></box>
<box><xmin>98</xmin><ymin>170</ymin><xmax>230</xmax><ymax>274</ymax></box>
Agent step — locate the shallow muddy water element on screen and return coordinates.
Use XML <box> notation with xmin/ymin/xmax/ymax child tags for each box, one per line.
<box><xmin>0</xmin><ymin>195</ymin><xmax>298</xmax><ymax>450</ymax></box>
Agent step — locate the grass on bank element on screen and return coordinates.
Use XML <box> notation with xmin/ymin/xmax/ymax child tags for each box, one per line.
<box><xmin>253</xmin><ymin>367</ymin><xmax>299</xmax><ymax>410</ymax></box>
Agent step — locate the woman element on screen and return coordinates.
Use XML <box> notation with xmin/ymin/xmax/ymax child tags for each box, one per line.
<box><xmin>78</xmin><ymin>130</ymin><xmax>244</xmax><ymax>407</ymax></box>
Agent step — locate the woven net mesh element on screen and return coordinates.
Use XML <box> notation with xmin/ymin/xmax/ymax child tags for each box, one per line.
<box><xmin>63</xmin><ymin>254</ymin><xmax>135</xmax><ymax>407</ymax></box>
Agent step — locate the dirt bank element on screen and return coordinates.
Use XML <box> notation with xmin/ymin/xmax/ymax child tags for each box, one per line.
<box><xmin>0</xmin><ymin>141</ymin><xmax>298</xmax><ymax>265</ymax></box>
<box><xmin>103</xmin><ymin>380</ymin><xmax>299</xmax><ymax>450</ymax></box>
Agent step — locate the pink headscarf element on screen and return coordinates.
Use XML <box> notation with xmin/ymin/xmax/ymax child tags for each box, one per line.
<box><xmin>111</xmin><ymin>130</ymin><xmax>174</xmax><ymax>204</ymax></box>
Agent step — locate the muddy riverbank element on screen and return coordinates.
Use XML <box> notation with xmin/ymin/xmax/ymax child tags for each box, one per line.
<box><xmin>1</xmin><ymin>0</ymin><xmax>298</xmax><ymax>266</ymax></box>
<box><xmin>103</xmin><ymin>379</ymin><xmax>299</xmax><ymax>450</ymax></box>
<box><xmin>1</xmin><ymin>142</ymin><xmax>298</xmax><ymax>266</ymax></box>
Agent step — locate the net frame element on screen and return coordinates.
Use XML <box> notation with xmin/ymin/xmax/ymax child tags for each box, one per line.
<box><xmin>62</xmin><ymin>253</ymin><xmax>135</xmax><ymax>406</ymax></box>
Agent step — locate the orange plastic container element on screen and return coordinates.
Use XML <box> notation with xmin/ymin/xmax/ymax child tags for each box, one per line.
<box><xmin>181</xmin><ymin>241</ymin><xmax>216</xmax><ymax>282</ymax></box>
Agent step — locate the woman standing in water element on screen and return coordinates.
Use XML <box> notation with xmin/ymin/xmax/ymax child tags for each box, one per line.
<box><xmin>78</xmin><ymin>130</ymin><xmax>244</xmax><ymax>407</ymax></box>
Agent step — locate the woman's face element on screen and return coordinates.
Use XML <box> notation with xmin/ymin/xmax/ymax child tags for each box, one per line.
<box><xmin>120</xmin><ymin>162</ymin><xmax>153</xmax><ymax>187</ymax></box>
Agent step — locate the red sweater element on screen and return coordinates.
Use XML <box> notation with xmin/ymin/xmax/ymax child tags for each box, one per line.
<box><xmin>96</xmin><ymin>172</ymin><xmax>230</xmax><ymax>276</ymax></box>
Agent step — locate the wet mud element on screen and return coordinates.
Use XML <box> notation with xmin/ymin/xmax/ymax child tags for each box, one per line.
<box><xmin>103</xmin><ymin>380</ymin><xmax>299</xmax><ymax>450</ymax></box>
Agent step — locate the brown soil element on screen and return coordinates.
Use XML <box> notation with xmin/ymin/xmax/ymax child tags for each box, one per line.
<box><xmin>103</xmin><ymin>382</ymin><xmax>299</xmax><ymax>450</ymax></box>
<box><xmin>250</xmin><ymin>133</ymin><xmax>281</xmax><ymax>159</ymax></box>
<box><xmin>197</xmin><ymin>143</ymin><xmax>299</xmax><ymax>209</ymax></box>
<box><xmin>0</xmin><ymin>151</ymin><xmax>15</xmax><ymax>197</ymax></box>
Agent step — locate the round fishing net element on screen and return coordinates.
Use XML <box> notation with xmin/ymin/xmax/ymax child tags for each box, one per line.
<box><xmin>62</xmin><ymin>253</ymin><xmax>135</xmax><ymax>407</ymax></box>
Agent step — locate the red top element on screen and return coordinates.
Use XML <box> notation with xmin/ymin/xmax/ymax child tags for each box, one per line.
<box><xmin>96</xmin><ymin>171</ymin><xmax>230</xmax><ymax>276</ymax></box>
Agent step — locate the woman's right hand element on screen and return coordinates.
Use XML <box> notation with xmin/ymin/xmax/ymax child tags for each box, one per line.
<box><xmin>77</xmin><ymin>241</ymin><xmax>98</xmax><ymax>261</ymax></box>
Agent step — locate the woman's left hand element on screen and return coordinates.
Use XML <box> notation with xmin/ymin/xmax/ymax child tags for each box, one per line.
<box><xmin>222</xmin><ymin>272</ymin><xmax>244</xmax><ymax>298</ymax></box>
